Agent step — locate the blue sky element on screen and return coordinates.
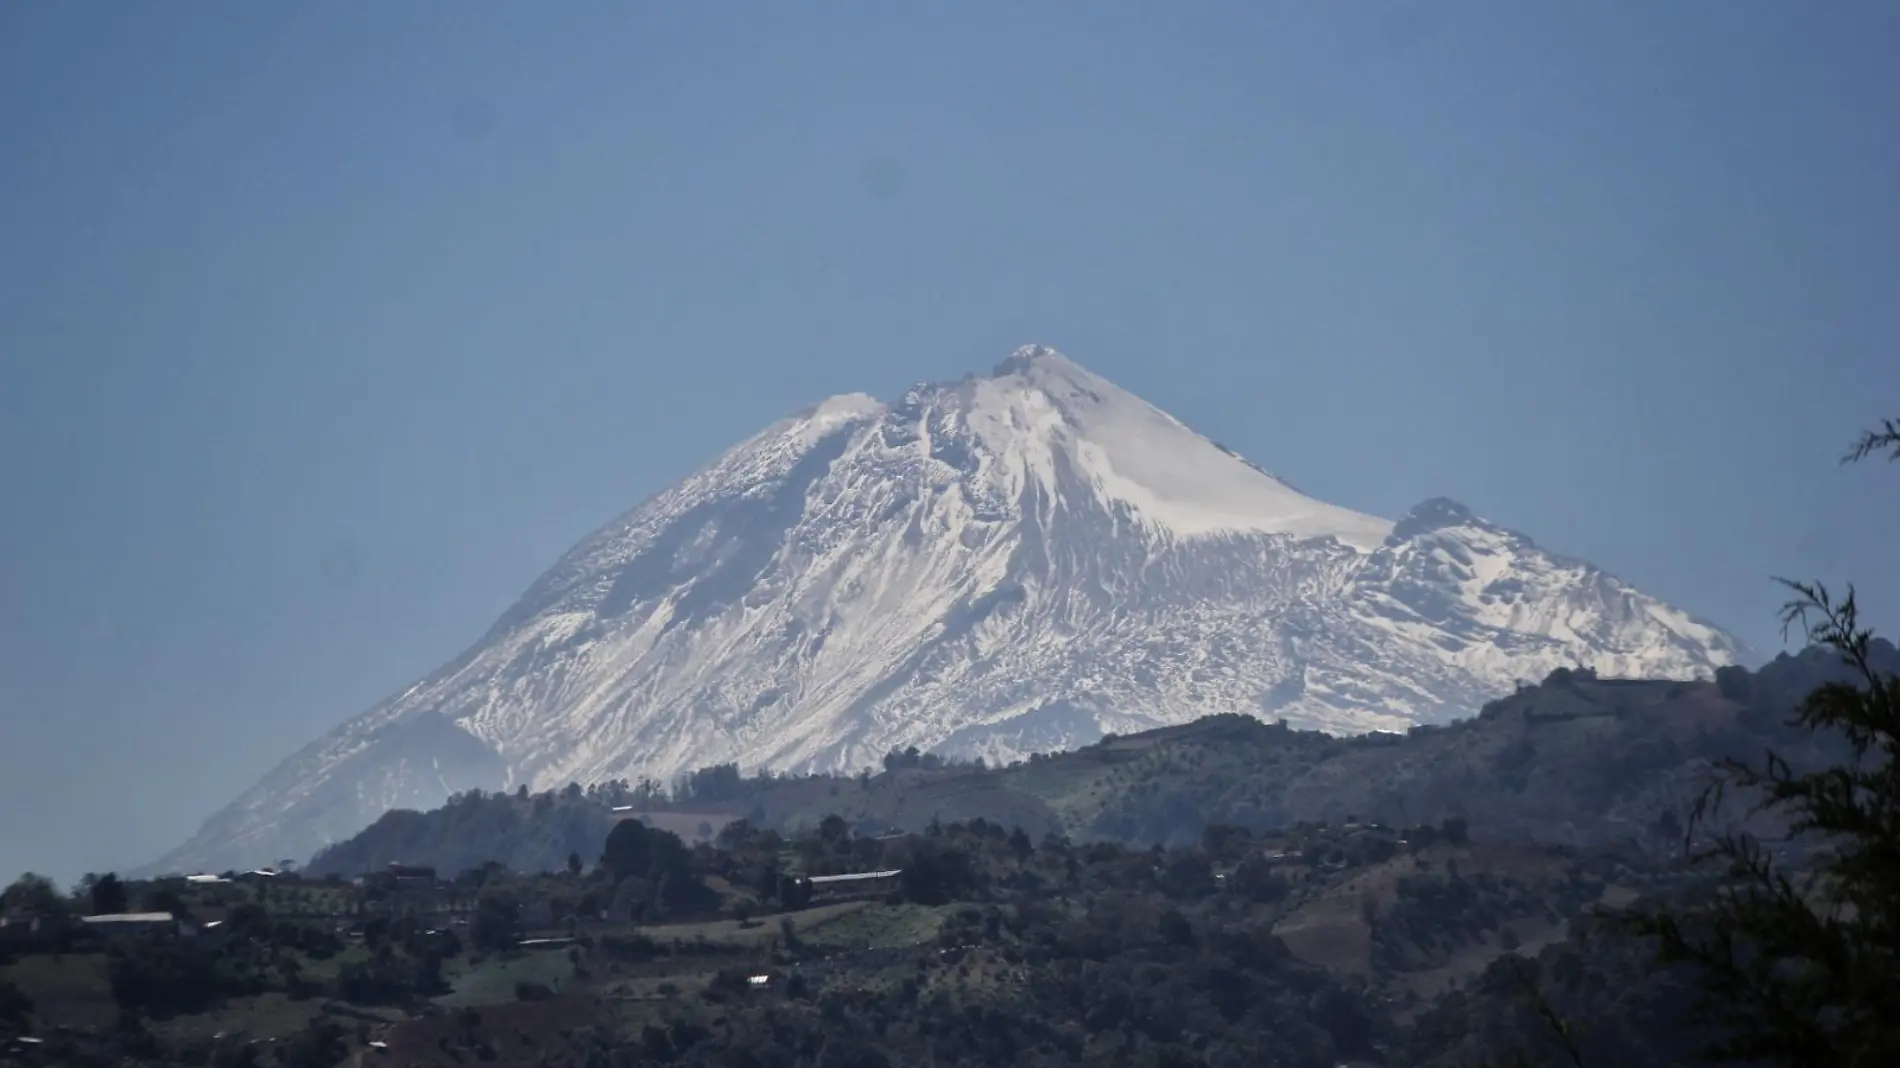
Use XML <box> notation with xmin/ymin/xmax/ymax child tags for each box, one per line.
<box><xmin>2</xmin><ymin>2</ymin><xmax>1896</xmax><ymax>883</ymax></box>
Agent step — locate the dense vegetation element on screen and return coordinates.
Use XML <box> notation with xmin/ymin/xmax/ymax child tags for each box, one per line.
<box><xmin>5</xmin><ymin>632</ymin><xmax>1888</xmax><ymax>1067</ymax></box>
<box><xmin>5</xmin><ymin>804</ymin><xmax>1696</xmax><ymax>1067</ymax></box>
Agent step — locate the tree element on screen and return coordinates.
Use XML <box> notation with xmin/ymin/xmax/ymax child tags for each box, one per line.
<box><xmin>0</xmin><ymin>873</ymin><xmax>62</xmax><ymax>916</ymax></box>
<box><xmin>1717</xmin><ymin>664</ymin><xmax>1753</xmax><ymax>702</ymax></box>
<box><xmin>896</xmin><ymin>839</ymin><xmax>974</xmax><ymax>906</ymax></box>
<box><xmin>471</xmin><ymin>894</ymin><xmax>521</xmax><ymax>952</ymax></box>
<box><xmin>143</xmin><ymin>887</ymin><xmax>187</xmax><ymax>918</ymax></box>
<box><xmin>109</xmin><ymin>940</ymin><xmax>222</xmax><ymax>1015</ymax></box>
<box><xmin>276</xmin><ymin>953</ymin><xmax>309</xmax><ymax>999</ymax></box>
<box><xmin>0</xmin><ymin>979</ymin><xmax>32</xmax><ymax>1033</ymax></box>
<box><xmin>276</xmin><ymin>1019</ymin><xmax>347</xmax><ymax>1068</ymax></box>
<box><xmin>819</xmin><ymin>814</ymin><xmax>850</xmax><ymax>844</ymax></box>
<box><xmin>1621</xmin><ymin>417</ymin><xmax>1900</xmax><ymax>1067</ymax></box>
<box><xmin>778</xmin><ymin>874</ymin><xmax>812</xmax><ymax>910</ymax></box>
<box><xmin>601</xmin><ymin>819</ymin><xmax>661</xmax><ymax>880</ymax></box>
<box><xmin>90</xmin><ymin>873</ymin><xmax>128</xmax><ymax>916</ymax></box>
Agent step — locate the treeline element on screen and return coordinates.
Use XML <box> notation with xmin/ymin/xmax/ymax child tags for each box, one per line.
<box><xmin>304</xmin><ymin>786</ymin><xmax>614</xmax><ymax>878</ymax></box>
<box><xmin>290</xmin><ymin>638</ymin><xmax>1895</xmax><ymax>905</ymax></box>
<box><xmin>300</xmin><ymin>744</ymin><xmax>999</xmax><ymax>877</ymax></box>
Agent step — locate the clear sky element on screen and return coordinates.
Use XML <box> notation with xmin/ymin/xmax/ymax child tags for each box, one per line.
<box><xmin>3</xmin><ymin>2</ymin><xmax>1896</xmax><ymax>884</ymax></box>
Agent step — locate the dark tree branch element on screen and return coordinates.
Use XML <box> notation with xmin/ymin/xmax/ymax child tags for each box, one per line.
<box><xmin>1841</xmin><ymin>417</ymin><xmax>1900</xmax><ymax>465</ymax></box>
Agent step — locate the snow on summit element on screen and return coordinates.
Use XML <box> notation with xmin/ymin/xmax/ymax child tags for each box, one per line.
<box><xmin>144</xmin><ymin>345</ymin><xmax>1752</xmax><ymax>875</ymax></box>
<box><xmin>962</xmin><ymin>345</ymin><xmax>1393</xmax><ymax>549</ymax></box>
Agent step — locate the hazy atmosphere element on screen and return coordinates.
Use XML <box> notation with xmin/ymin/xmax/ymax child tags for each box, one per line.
<box><xmin>3</xmin><ymin>0</ymin><xmax>1896</xmax><ymax>891</ymax></box>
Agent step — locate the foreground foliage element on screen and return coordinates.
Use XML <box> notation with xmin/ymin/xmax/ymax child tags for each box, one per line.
<box><xmin>1617</xmin><ymin>420</ymin><xmax>1900</xmax><ymax>1068</ymax></box>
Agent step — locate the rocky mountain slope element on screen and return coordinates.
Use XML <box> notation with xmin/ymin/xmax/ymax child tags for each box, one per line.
<box><xmin>144</xmin><ymin>345</ymin><xmax>1747</xmax><ymax>874</ymax></box>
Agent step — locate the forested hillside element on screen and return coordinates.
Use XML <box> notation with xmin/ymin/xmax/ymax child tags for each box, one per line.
<box><xmin>295</xmin><ymin>642</ymin><xmax>1888</xmax><ymax>880</ymax></box>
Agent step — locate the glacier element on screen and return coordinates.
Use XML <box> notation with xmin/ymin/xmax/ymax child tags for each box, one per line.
<box><xmin>141</xmin><ymin>345</ymin><xmax>1749</xmax><ymax>874</ymax></box>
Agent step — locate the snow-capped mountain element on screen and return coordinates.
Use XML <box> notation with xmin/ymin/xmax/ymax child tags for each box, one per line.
<box><xmin>144</xmin><ymin>345</ymin><xmax>1748</xmax><ymax>874</ymax></box>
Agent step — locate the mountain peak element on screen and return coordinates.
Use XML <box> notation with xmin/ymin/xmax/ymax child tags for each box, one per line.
<box><xmin>1392</xmin><ymin>497</ymin><xmax>1482</xmax><ymax>539</ymax></box>
<box><xmin>144</xmin><ymin>345</ymin><xmax>1750</xmax><ymax>875</ymax></box>
<box><xmin>954</xmin><ymin>346</ymin><xmax>1393</xmax><ymax>549</ymax></box>
<box><xmin>990</xmin><ymin>342</ymin><xmax>1071</xmax><ymax>378</ymax></box>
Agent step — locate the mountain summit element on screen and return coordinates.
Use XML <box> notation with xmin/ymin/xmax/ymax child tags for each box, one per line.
<box><xmin>146</xmin><ymin>345</ymin><xmax>1748</xmax><ymax>873</ymax></box>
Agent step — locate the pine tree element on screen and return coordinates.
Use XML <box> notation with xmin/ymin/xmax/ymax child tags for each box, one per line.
<box><xmin>1622</xmin><ymin>417</ymin><xmax>1900</xmax><ymax>1066</ymax></box>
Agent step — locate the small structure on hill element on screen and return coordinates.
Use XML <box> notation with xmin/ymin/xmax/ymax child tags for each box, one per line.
<box><xmin>387</xmin><ymin>863</ymin><xmax>436</xmax><ymax>884</ymax></box>
<box><xmin>81</xmin><ymin>912</ymin><xmax>176</xmax><ymax>926</ymax></box>
<box><xmin>81</xmin><ymin>912</ymin><xmax>187</xmax><ymax>938</ymax></box>
<box><xmin>358</xmin><ymin>862</ymin><xmax>439</xmax><ymax>891</ymax></box>
<box><xmin>801</xmin><ymin>869</ymin><xmax>903</xmax><ymax>902</ymax></box>
<box><xmin>807</xmin><ymin>869</ymin><xmax>903</xmax><ymax>885</ymax></box>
